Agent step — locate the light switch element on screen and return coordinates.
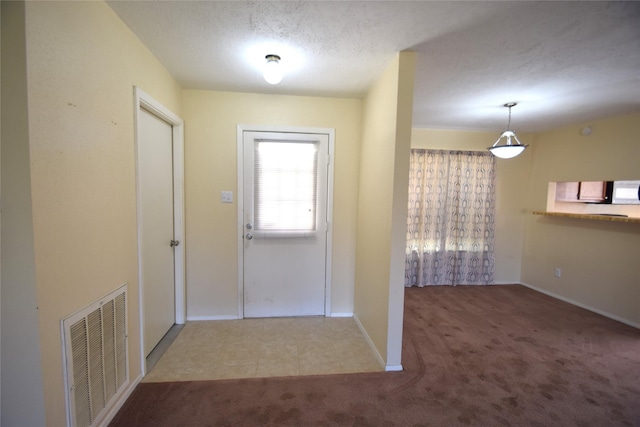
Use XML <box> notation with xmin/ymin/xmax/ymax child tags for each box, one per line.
<box><xmin>221</xmin><ymin>191</ymin><xmax>233</xmax><ymax>203</ymax></box>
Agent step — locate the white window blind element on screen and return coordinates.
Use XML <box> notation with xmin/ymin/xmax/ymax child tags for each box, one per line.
<box><xmin>254</xmin><ymin>140</ymin><xmax>319</xmax><ymax>237</ymax></box>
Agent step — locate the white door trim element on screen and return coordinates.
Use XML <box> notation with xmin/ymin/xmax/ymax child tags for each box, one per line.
<box><xmin>134</xmin><ymin>87</ymin><xmax>185</xmax><ymax>375</ymax></box>
<box><xmin>236</xmin><ymin>125</ymin><xmax>335</xmax><ymax>318</ymax></box>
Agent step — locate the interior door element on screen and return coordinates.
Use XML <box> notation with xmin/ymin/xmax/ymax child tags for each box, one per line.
<box><xmin>139</xmin><ymin>108</ymin><xmax>176</xmax><ymax>356</ymax></box>
<box><xmin>242</xmin><ymin>131</ymin><xmax>329</xmax><ymax>318</ymax></box>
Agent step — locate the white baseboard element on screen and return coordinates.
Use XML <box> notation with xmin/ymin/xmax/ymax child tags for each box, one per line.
<box><xmin>520</xmin><ymin>282</ymin><xmax>640</xmax><ymax>330</ymax></box>
<box><xmin>492</xmin><ymin>281</ymin><xmax>520</xmax><ymax>285</ymax></box>
<box><xmin>97</xmin><ymin>373</ymin><xmax>142</xmax><ymax>427</ymax></box>
<box><xmin>186</xmin><ymin>315</ymin><xmax>239</xmax><ymax>321</ymax></box>
<box><xmin>353</xmin><ymin>315</ymin><xmax>388</xmax><ymax>371</ymax></box>
<box><xmin>385</xmin><ymin>364</ymin><xmax>403</xmax><ymax>372</ymax></box>
<box><xmin>329</xmin><ymin>312</ymin><xmax>353</xmax><ymax>318</ymax></box>
<box><xmin>189</xmin><ymin>314</ymin><xmax>354</xmax><ymax>320</ymax></box>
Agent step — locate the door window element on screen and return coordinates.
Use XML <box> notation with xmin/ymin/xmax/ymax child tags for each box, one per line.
<box><xmin>253</xmin><ymin>140</ymin><xmax>319</xmax><ymax>237</ymax></box>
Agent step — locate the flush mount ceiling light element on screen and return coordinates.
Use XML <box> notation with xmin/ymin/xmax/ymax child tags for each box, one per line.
<box><xmin>263</xmin><ymin>54</ymin><xmax>283</xmax><ymax>85</ymax></box>
<box><xmin>488</xmin><ymin>102</ymin><xmax>529</xmax><ymax>159</ymax></box>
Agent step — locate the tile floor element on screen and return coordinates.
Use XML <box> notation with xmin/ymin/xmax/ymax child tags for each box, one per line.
<box><xmin>143</xmin><ymin>317</ymin><xmax>384</xmax><ymax>383</ymax></box>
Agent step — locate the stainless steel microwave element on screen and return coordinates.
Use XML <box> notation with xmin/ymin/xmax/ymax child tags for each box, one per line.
<box><xmin>611</xmin><ymin>180</ymin><xmax>640</xmax><ymax>204</ymax></box>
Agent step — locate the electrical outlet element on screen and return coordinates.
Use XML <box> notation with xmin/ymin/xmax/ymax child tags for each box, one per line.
<box><xmin>554</xmin><ymin>268</ymin><xmax>562</xmax><ymax>278</ymax></box>
<box><xmin>221</xmin><ymin>191</ymin><xmax>233</xmax><ymax>203</ymax></box>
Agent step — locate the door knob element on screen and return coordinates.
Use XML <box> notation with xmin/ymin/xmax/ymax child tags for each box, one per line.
<box><xmin>245</xmin><ymin>233</ymin><xmax>253</xmax><ymax>240</ymax></box>
<box><xmin>170</xmin><ymin>240</ymin><xmax>180</xmax><ymax>247</ymax></box>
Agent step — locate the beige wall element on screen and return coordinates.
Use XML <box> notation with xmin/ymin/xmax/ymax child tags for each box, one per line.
<box><xmin>23</xmin><ymin>2</ymin><xmax>183</xmax><ymax>425</ymax></box>
<box><xmin>183</xmin><ymin>90</ymin><xmax>363</xmax><ymax>318</ymax></box>
<box><xmin>1</xmin><ymin>2</ymin><xmax>47</xmax><ymax>425</ymax></box>
<box><xmin>354</xmin><ymin>52</ymin><xmax>415</xmax><ymax>367</ymax></box>
<box><xmin>410</xmin><ymin>128</ymin><xmax>534</xmax><ymax>283</ymax></box>
<box><xmin>521</xmin><ymin>112</ymin><xmax>640</xmax><ymax>326</ymax></box>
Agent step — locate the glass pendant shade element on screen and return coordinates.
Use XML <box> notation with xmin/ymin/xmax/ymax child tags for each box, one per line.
<box><xmin>488</xmin><ymin>130</ymin><xmax>528</xmax><ymax>159</ymax></box>
<box><xmin>263</xmin><ymin>55</ymin><xmax>283</xmax><ymax>85</ymax></box>
<box><xmin>488</xmin><ymin>103</ymin><xmax>528</xmax><ymax>159</ymax></box>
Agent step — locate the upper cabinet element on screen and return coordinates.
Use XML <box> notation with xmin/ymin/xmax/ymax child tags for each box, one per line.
<box><xmin>555</xmin><ymin>181</ymin><xmax>608</xmax><ymax>203</ymax></box>
<box><xmin>577</xmin><ymin>181</ymin><xmax>608</xmax><ymax>202</ymax></box>
<box><xmin>555</xmin><ymin>181</ymin><xmax>580</xmax><ymax>202</ymax></box>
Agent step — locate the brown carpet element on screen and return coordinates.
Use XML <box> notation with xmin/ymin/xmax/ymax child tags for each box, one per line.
<box><xmin>110</xmin><ymin>285</ymin><xmax>640</xmax><ymax>426</ymax></box>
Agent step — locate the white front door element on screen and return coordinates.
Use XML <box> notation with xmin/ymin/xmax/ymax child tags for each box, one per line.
<box><xmin>139</xmin><ymin>108</ymin><xmax>176</xmax><ymax>356</ymax></box>
<box><xmin>242</xmin><ymin>131</ymin><xmax>330</xmax><ymax>318</ymax></box>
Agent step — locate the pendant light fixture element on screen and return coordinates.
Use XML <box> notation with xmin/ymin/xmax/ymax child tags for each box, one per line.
<box><xmin>263</xmin><ymin>54</ymin><xmax>283</xmax><ymax>85</ymax></box>
<box><xmin>488</xmin><ymin>102</ymin><xmax>528</xmax><ymax>159</ymax></box>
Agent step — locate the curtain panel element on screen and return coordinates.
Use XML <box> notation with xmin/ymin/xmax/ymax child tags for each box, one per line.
<box><xmin>405</xmin><ymin>149</ymin><xmax>496</xmax><ymax>287</ymax></box>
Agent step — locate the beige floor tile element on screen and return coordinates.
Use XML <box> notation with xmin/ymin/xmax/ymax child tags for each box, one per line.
<box><xmin>202</xmin><ymin>362</ymin><xmax>259</xmax><ymax>380</ymax></box>
<box><xmin>144</xmin><ymin>317</ymin><xmax>383</xmax><ymax>383</ymax></box>
<box><xmin>259</xmin><ymin>342</ymin><xmax>298</xmax><ymax>359</ymax></box>
<box><xmin>256</xmin><ymin>357</ymin><xmax>299</xmax><ymax>378</ymax></box>
<box><xmin>299</xmin><ymin>363</ymin><xmax>345</xmax><ymax>376</ymax></box>
<box><xmin>219</xmin><ymin>342</ymin><xmax>261</xmax><ymax>365</ymax></box>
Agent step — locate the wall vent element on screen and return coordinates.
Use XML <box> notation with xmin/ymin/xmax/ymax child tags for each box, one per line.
<box><xmin>62</xmin><ymin>285</ymin><xmax>129</xmax><ymax>427</ymax></box>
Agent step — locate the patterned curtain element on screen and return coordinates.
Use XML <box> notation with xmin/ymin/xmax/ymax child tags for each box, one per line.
<box><xmin>405</xmin><ymin>149</ymin><xmax>496</xmax><ymax>287</ymax></box>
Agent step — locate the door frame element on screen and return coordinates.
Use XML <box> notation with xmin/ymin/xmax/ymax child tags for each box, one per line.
<box><xmin>236</xmin><ymin>125</ymin><xmax>335</xmax><ymax>318</ymax></box>
<box><xmin>134</xmin><ymin>87</ymin><xmax>185</xmax><ymax>375</ymax></box>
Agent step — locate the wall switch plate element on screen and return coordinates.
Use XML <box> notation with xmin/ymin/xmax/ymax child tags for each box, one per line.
<box><xmin>221</xmin><ymin>191</ymin><xmax>233</xmax><ymax>203</ymax></box>
<box><xmin>554</xmin><ymin>268</ymin><xmax>562</xmax><ymax>278</ymax></box>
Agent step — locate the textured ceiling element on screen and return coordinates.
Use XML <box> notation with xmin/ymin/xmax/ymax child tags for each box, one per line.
<box><xmin>107</xmin><ymin>1</ymin><xmax>640</xmax><ymax>132</ymax></box>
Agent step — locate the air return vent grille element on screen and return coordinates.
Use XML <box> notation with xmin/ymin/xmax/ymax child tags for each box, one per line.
<box><xmin>62</xmin><ymin>285</ymin><xmax>128</xmax><ymax>427</ymax></box>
